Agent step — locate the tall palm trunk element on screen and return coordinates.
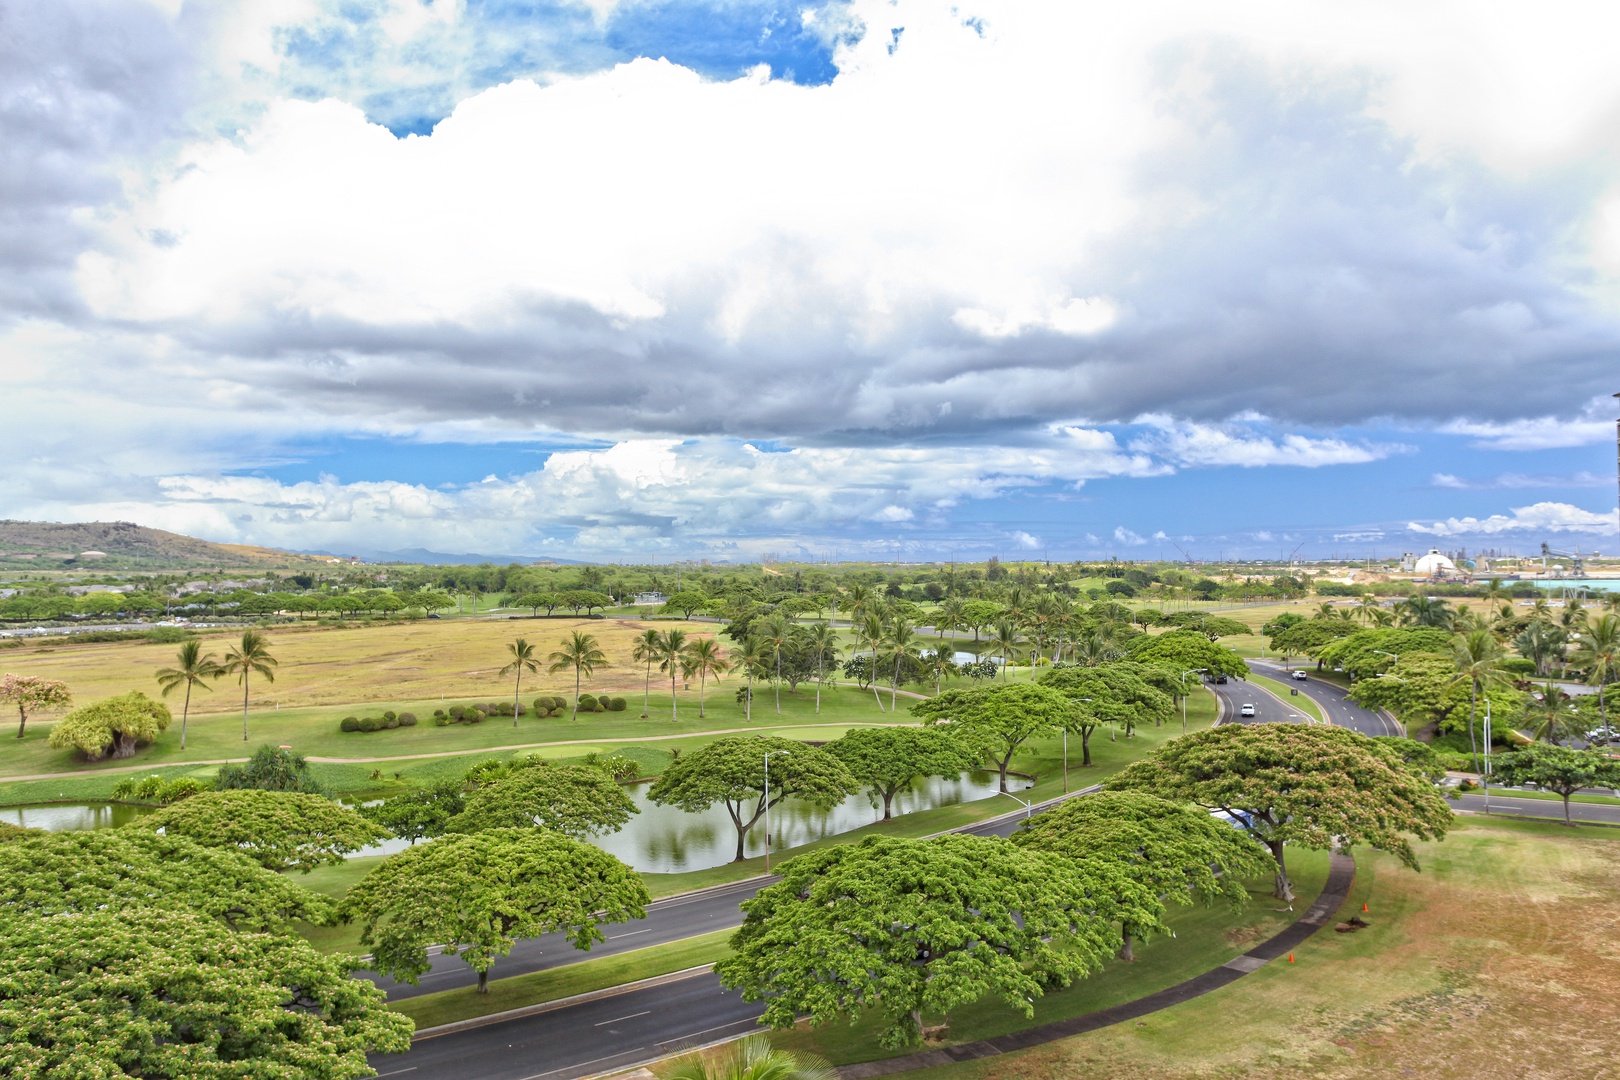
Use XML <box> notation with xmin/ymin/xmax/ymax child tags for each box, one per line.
<box><xmin>241</xmin><ymin>677</ymin><xmax>250</xmax><ymax>741</ymax></box>
<box><xmin>670</xmin><ymin>665</ymin><xmax>679</xmax><ymax>721</ymax></box>
<box><xmin>512</xmin><ymin>668</ymin><xmax>523</xmax><ymax>727</ymax></box>
<box><xmin>698</xmin><ymin>668</ymin><xmax>708</xmax><ymax>718</ymax></box>
<box><xmin>641</xmin><ymin>659</ymin><xmax>652</xmax><ymax>718</ymax></box>
<box><xmin>1467</xmin><ymin>681</ymin><xmax>1480</xmax><ymax>773</ymax></box>
<box><xmin>572</xmin><ymin>665</ymin><xmax>582</xmax><ymax>719</ymax></box>
<box><xmin>815</xmin><ymin>655</ymin><xmax>823</xmax><ymax>714</ymax></box>
<box><xmin>775</xmin><ymin>647</ymin><xmax>782</xmax><ymax>714</ymax></box>
<box><xmin>180</xmin><ymin>682</ymin><xmax>193</xmax><ymax>750</ymax></box>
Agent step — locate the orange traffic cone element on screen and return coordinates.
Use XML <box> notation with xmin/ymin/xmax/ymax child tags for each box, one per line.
<box><xmin>1362</xmin><ymin>903</ymin><xmax>1369</xmax><ymax>913</ymax></box>
<box><xmin>1287</xmin><ymin>953</ymin><xmax>1295</xmax><ymax>963</ymax></box>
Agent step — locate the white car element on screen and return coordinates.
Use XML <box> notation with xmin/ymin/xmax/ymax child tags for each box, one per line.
<box><xmin>1240</xmin><ymin>703</ymin><xmax>1256</xmax><ymax>717</ymax></box>
<box><xmin>1292</xmin><ymin>670</ymin><xmax>1308</xmax><ymax>681</ymax></box>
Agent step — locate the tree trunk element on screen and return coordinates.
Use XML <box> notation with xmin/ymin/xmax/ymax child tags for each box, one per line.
<box><xmin>477</xmin><ymin>969</ymin><xmax>489</xmax><ymax>994</ymax></box>
<box><xmin>112</xmin><ymin>731</ymin><xmax>138</xmax><ymax>759</ymax></box>
<box><xmin>242</xmin><ymin>678</ymin><xmax>250</xmax><ymax>741</ymax></box>
<box><xmin>815</xmin><ymin>658</ymin><xmax>822</xmax><ymax>714</ymax></box>
<box><xmin>642</xmin><ymin>660</ymin><xmax>651</xmax><ymax>718</ymax></box>
<box><xmin>1563</xmin><ymin>792</ymin><xmax>1574</xmax><ymax>826</ymax></box>
<box><xmin>15</xmin><ymin>705</ymin><xmax>26</xmax><ymax>739</ymax></box>
<box><xmin>671</xmin><ymin>670</ymin><xmax>679</xmax><ymax>721</ymax></box>
<box><xmin>698</xmin><ymin>670</ymin><xmax>707</xmax><ymax>718</ymax></box>
<box><xmin>775</xmin><ymin>649</ymin><xmax>782</xmax><ymax>714</ymax></box>
<box><xmin>1119</xmin><ymin>928</ymin><xmax>1134</xmax><ymax>962</ymax></box>
<box><xmin>882</xmin><ymin>787</ymin><xmax>894</xmax><ymax>820</ymax></box>
<box><xmin>1267</xmin><ymin>839</ymin><xmax>1295</xmax><ymax>901</ymax></box>
<box><xmin>573</xmin><ymin>668</ymin><xmax>581</xmax><ymax>719</ymax></box>
<box><xmin>513</xmin><ymin>670</ymin><xmax>522</xmax><ymax>727</ymax></box>
<box><xmin>1081</xmin><ymin>727</ymin><xmax>1093</xmax><ymax>766</ymax></box>
<box><xmin>180</xmin><ymin>683</ymin><xmax>192</xmax><ymax>750</ymax></box>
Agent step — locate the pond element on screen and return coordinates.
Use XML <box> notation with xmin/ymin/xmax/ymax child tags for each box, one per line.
<box><xmin>0</xmin><ymin>769</ymin><xmax>1031</xmax><ymax>874</ymax></box>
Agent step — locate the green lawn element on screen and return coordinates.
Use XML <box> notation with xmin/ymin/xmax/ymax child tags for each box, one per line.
<box><xmin>391</xmin><ymin>929</ymin><xmax>734</xmax><ymax>1030</ymax></box>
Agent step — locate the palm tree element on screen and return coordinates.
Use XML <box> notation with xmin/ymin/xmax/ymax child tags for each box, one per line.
<box><xmin>154</xmin><ymin>640</ymin><xmax>221</xmax><ymax>750</ymax></box>
<box><xmin>1450</xmin><ymin>628</ymin><xmax>1508</xmax><ymax>772</ymax></box>
<box><xmin>1560</xmin><ymin>598</ymin><xmax>1589</xmax><ymax>634</ymax></box>
<box><xmin>991</xmin><ymin>619</ymin><xmax>1022</xmax><ymax>680</ymax></box>
<box><xmin>1523</xmin><ymin>682</ymin><xmax>1578</xmax><ymax>744</ymax></box>
<box><xmin>219</xmin><ymin>630</ymin><xmax>277</xmax><ymax>742</ymax></box>
<box><xmin>729</xmin><ymin>636</ymin><xmax>767</xmax><ymax>721</ymax></box>
<box><xmin>880</xmin><ymin>616</ymin><xmax>922</xmax><ymax>710</ymax></box>
<box><xmin>936</xmin><ymin>596</ymin><xmax>966</xmax><ymax>649</ymax></box>
<box><xmin>1569</xmin><ymin>613</ymin><xmax>1620</xmax><ymax>733</ymax></box>
<box><xmin>1513</xmin><ymin>621</ymin><xmax>1566</xmax><ymax>677</ymax></box>
<box><xmin>684</xmin><ymin>637</ymin><xmax>729</xmax><ymax>718</ymax></box>
<box><xmin>757</xmin><ymin>613</ymin><xmax>792</xmax><ymax>714</ymax></box>
<box><xmin>548</xmin><ymin>631</ymin><xmax>608</xmax><ymax>719</ymax></box>
<box><xmin>1401</xmin><ymin>595</ymin><xmax>1454</xmax><ymax>629</ymax></box>
<box><xmin>664</xmin><ymin>1034</ymin><xmax>833</xmax><ymax>1080</ymax></box>
<box><xmin>1354</xmin><ymin>594</ymin><xmax>1381</xmax><ymax>623</ymax></box>
<box><xmin>654</xmin><ymin>628</ymin><xmax>691</xmax><ymax>721</ymax></box>
<box><xmin>803</xmin><ymin>622</ymin><xmax>841</xmax><ymax>714</ymax></box>
<box><xmin>1368</xmin><ymin>608</ymin><xmax>1395</xmax><ymax>628</ymax></box>
<box><xmin>632</xmin><ymin>628</ymin><xmax>662</xmax><ymax>718</ymax></box>
<box><xmin>856</xmin><ymin>610</ymin><xmax>889</xmax><ymax>710</ymax></box>
<box><xmin>499</xmin><ymin>638</ymin><xmax>540</xmax><ymax>727</ymax></box>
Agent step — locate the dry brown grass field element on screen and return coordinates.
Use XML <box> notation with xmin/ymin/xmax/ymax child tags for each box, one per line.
<box><xmin>0</xmin><ymin>616</ymin><xmax>694</xmax><ymax>716</ymax></box>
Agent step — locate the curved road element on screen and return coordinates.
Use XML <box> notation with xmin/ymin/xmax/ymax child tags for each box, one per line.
<box><xmin>368</xmin><ymin>798</ymin><xmax>1074</xmax><ymax>1079</ymax></box>
<box><xmin>1244</xmin><ymin>660</ymin><xmax>1402</xmax><ymax>737</ymax></box>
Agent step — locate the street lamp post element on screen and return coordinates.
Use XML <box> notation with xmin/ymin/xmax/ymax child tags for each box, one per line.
<box><xmin>999</xmin><ymin>790</ymin><xmax>1032</xmax><ymax>819</ymax></box>
<box><xmin>763</xmin><ymin>749</ymin><xmax>790</xmax><ymax>874</ymax></box>
<box><xmin>1482</xmin><ymin>699</ymin><xmax>1492</xmax><ymax>814</ymax></box>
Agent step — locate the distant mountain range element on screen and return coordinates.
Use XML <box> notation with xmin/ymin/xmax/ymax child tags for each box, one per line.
<box><xmin>0</xmin><ymin>522</ymin><xmax>575</xmax><ymax>570</ymax></box>
<box><xmin>0</xmin><ymin>520</ymin><xmax>332</xmax><ymax>571</ymax></box>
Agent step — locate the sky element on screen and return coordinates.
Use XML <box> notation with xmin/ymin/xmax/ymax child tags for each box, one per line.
<box><xmin>3</xmin><ymin>0</ymin><xmax>1620</xmax><ymax>563</ymax></box>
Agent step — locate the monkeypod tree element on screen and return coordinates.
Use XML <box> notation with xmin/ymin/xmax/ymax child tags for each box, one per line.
<box><xmin>1126</xmin><ymin>630</ymin><xmax>1248</xmax><ymax>680</ymax></box>
<box><xmin>1013</xmin><ymin>791</ymin><xmax>1272</xmax><ymax>960</ymax></box>
<box><xmin>447</xmin><ymin>762</ymin><xmax>637</xmax><ymax>839</ymax></box>
<box><xmin>340</xmin><ymin>828</ymin><xmax>648</xmax><ymax>993</ymax></box>
<box><xmin>1490</xmin><ymin>744</ymin><xmax>1620</xmax><ymax>826</ymax></box>
<box><xmin>825</xmin><ymin>726</ymin><xmax>981</xmax><ymax>820</ymax></box>
<box><xmin>0</xmin><ymin>673</ymin><xmax>71</xmax><ymax>740</ymax></box>
<box><xmin>1109</xmin><ymin>723</ymin><xmax>1452</xmax><ymax>901</ymax></box>
<box><xmin>0</xmin><ymin>828</ymin><xmax>333</xmax><ymax>932</ymax></box>
<box><xmin>910</xmin><ymin>682</ymin><xmax>1079</xmax><ymax>792</ymax></box>
<box><xmin>46</xmin><ymin>691</ymin><xmax>170</xmax><ymax>760</ymax></box>
<box><xmin>362</xmin><ymin>782</ymin><xmax>467</xmax><ymax>844</ymax></box>
<box><xmin>137</xmin><ymin>789</ymin><xmax>387</xmax><ymax>873</ymax></box>
<box><xmin>1039</xmin><ymin>664</ymin><xmax>1174</xmax><ymax>759</ymax></box>
<box><xmin>647</xmin><ymin>736</ymin><xmax>857</xmax><ymax>862</ymax></box>
<box><xmin>717</xmin><ymin>834</ymin><xmax>1147</xmax><ymax>1048</ymax></box>
<box><xmin>0</xmin><ymin>907</ymin><xmax>411</xmax><ymax>1078</ymax></box>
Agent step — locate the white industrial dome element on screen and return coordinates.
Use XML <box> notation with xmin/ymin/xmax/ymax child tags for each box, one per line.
<box><xmin>1412</xmin><ymin>548</ymin><xmax>1457</xmax><ymax>575</ymax></box>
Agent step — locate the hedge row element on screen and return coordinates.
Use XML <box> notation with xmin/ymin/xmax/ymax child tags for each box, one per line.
<box><xmin>339</xmin><ymin>710</ymin><xmax>418</xmax><ymax>733</ymax></box>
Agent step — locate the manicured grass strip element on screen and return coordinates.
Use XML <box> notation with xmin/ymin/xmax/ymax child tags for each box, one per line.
<box><xmin>389</xmin><ymin>929</ymin><xmax>734</xmax><ymax>1030</ymax></box>
<box><xmin>1458</xmin><ymin>787</ymin><xmax>1620</xmax><ymax>807</ymax></box>
<box><xmin>1247</xmin><ymin>674</ymin><xmax>1323</xmax><ymax>722</ymax></box>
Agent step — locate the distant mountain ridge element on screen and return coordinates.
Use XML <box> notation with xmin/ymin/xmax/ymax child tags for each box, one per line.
<box><xmin>0</xmin><ymin>521</ymin><xmax>331</xmax><ymax>570</ymax></box>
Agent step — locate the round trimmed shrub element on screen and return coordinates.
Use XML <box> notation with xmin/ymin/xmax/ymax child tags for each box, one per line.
<box><xmin>448</xmin><ymin>705</ymin><xmax>465</xmax><ymax>720</ymax></box>
<box><xmin>578</xmin><ymin>694</ymin><xmax>598</xmax><ymax>711</ymax></box>
<box><xmin>607</xmin><ymin>697</ymin><xmax>627</xmax><ymax>712</ymax></box>
<box><xmin>382</xmin><ymin>715</ymin><xmax>399</xmax><ymax>729</ymax></box>
<box><xmin>532</xmin><ymin>698</ymin><xmax>547</xmax><ymax>714</ymax></box>
<box><xmin>399</xmin><ymin>712</ymin><xmax>417</xmax><ymax>727</ymax></box>
<box><xmin>340</xmin><ymin>716</ymin><xmax>360</xmax><ymax>732</ymax></box>
<box><xmin>383</xmin><ymin>710</ymin><xmax>397</xmax><ymax>722</ymax></box>
<box><xmin>513</xmin><ymin>702</ymin><xmax>525</xmax><ymax>716</ymax></box>
<box><xmin>433</xmin><ymin>714</ymin><xmax>451</xmax><ymax>727</ymax></box>
<box><xmin>358</xmin><ymin>716</ymin><xmax>381</xmax><ymax>733</ymax></box>
<box><xmin>467</xmin><ymin>709</ymin><xmax>485</xmax><ymax>724</ymax></box>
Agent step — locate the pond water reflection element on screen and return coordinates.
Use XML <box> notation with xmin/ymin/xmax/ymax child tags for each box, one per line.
<box><xmin>0</xmin><ymin>768</ymin><xmax>1030</xmax><ymax>874</ymax></box>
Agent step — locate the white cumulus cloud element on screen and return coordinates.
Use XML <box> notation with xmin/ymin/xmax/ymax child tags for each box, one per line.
<box><xmin>1408</xmin><ymin>502</ymin><xmax>1619</xmax><ymax>537</ymax></box>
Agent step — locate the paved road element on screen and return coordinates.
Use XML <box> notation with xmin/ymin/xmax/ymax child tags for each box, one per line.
<box><xmin>367</xmin><ymin>798</ymin><xmax>1074</xmax><ymax>1079</ymax></box>
<box><xmin>1206</xmin><ymin>673</ymin><xmax>1316</xmax><ymax>728</ymax></box>
<box><xmin>1452</xmin><ymin>792</ymin><xmax>1620</xmax><ymax>825</ymax></box>
<box><xmin>1245</xmin><ymin>660</ymin><xmax>1402</xmax><ymax>737</ymax></box>
<box><xmin>371</xmin><ymin>877</ymin><xmax>768</xmax><ymax>1000</ymax></box>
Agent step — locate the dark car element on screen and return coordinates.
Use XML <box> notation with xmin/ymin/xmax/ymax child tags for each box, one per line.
<box><xmin>1214</xmin><ymin>674</ymin><xmax>1228</xmax><ymax>684</ymax></box>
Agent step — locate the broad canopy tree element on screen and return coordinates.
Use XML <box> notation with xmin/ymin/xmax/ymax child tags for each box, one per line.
<box><xmin>0</xmin><ymin>828</ymin><xmax>333</xmax><ymax>932</ymax></box>
<box><xmin>1013</xmin><ymin>791</ymin><xmax>1271</xmax><ymax>960</ymax></box>
<box><xmin>361</xmin><ymin>782</ymin><xmax>467</xmax><ymax>844</ymax></box>
<box><xmin>46</xmin><ymin>690</ymin><xmax>170</xmax><ymax>761</ymax></box>
<box><xmin>340</xmin><ymin>828</ymin><xmax>649</xmax><ymax>993</ymax></box>
<box><xmin>826</xmin><ymin>726</ymin><xmax>980</xmax><ymax>820</ymax></box>
<box><xmin>0</xmin><ymin>907</ymin><xmax>411</xmax><ymax>1078</ymax></box>
<box><xmin>1</xmin><ymin>673</ymin><xmax>72</xmax><ymax>740</ymax></box>
<box><xmin>1126</xmin><ymin>630</ymin><xmax>1247</xmax><ymax>680</ymax></box>
<box><xmin>1109</xmin><ymin>723</ymin><xmax>1452</xmax><ymax>901</ymax></box>
<box><xmin>137</xmin><ymin>789</ymin><xmax>386</xmax><ymax>873</ymax></box>
<box><xmin>647</xmin><ymin>736</ymin><xmax>857</xmax><ymax>862</ymax></box>
<box><xmin>717</xmin><ymin>834</ymin><xmax>1148</xmax><ymax>1048</ymax></box>
<box><xmin>448</xmin><ymin>761</ymin><xmax>638</xmax><ymax>838</ymax></box>
<box><xmin>910</xmin><ymin>682</ymin><xmax>1079</xmax><ymax>792</ymax></box>
<box><xmin>1039</xmin><ymin>665</ymin><xmax>1174</xmax><ymax>760</ymax></box>
<box><xmin>1491</xmin><ymin>744</ymin><xmax>1620</xmax><ymax>826</ymax></box>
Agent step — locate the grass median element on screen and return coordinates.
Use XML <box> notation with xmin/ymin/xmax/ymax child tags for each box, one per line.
<box><xmin>1246</xmin><ymin>673</ymin><xmax>1324</xmax><ymax>722</ymax></box>
<box><xmin>391</xmin><ymin>929</ymin><xmax>734</xmax><ymax>1031</ymax></box>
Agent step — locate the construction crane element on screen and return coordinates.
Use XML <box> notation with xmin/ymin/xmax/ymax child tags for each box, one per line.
<box><xmin>1170</xmin><ymin>540</ymin><xmax>1195</xmax><ymax>566</ymax></box>
<box><xmin>1540</xmin><ymin>542</ymin><xmax>1590</xmax><ymax>579</ymax></box>
<box><xmin>1286</xmin><ymin>541</ymin><xmax>1306</xmax><ymax>570</ymax></box>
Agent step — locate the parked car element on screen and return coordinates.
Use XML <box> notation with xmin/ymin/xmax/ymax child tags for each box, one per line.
<box><xmin>1292</xmin><ymin>670</ymin><xmax>1308</xmax><ymax>681</ymax></box>
<box><xmin>1588</xmin><ymin>727</ymin><xmax>1619</xmax><ymax>746</ymax></box>
<box><xmin>1240</xmin><ymin>703</ymin><xmax>1256</xmax><ymax>717</ymax></box>
<box><xmin>1214</xmin><ymin>674</ymin><xmax>1229</xmax><ymax>684</ymax></box>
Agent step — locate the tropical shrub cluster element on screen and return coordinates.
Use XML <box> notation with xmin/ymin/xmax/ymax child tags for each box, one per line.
<box><xmin>339</xmin><ymin>709</ymin><xmax>419</xmax><ymax>733</ymax></box>
<box><xmin>110</xmin><ymin>774</ymin><xmax>210</xmax><ymax>804</ymax></box>
<box><xmin>574</xmin><ymin>693</ymin><xmax>627</xmax><ymax>713</ymax></box>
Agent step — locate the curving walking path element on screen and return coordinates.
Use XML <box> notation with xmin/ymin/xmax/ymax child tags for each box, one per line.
<box><xmin>833</xmin><ymin>851</ymin><xmax>1357</xmax><ymax>1079</ymax></box>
